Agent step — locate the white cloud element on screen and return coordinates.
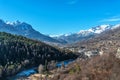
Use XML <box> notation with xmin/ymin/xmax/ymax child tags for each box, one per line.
<box><xmin>102</xmin><ymin>18</ymin><xmax>120</xmax><ymax>22</ymax></box>
<box><xmin>99</xmin><ymin>15</ymin><xmax>120</xmax><ymax>22</ymax></box>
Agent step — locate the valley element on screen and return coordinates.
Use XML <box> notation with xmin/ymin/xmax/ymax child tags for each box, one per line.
<box><xmin>0</xmin><ymin>32</ymin><xmax>77</xmax><ymax>80</ymax></box>
<box><xmin>1</xmin><ymin>0</ymin><xmax>120</xmax><ymax>80</ymax></box>
<box><xmin>0</xmin><ymin>19</ymin><xmax>120</xmax><ymax>80</ymax></box>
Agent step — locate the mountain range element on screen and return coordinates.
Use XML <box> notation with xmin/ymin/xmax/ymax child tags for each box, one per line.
<box><xmin>51</xmin><ymin>24</ymin><xmax>120</xmax><ymax>43</ymax></box>
<box><xmin>1</xmin><ymin>19</ymin><xmax>120</xmax><ymax>79</ymax></box>
<box><xmin>0</xmin><ymin>19</ymin><xmax>63</xmax><ymax>44</ymax></box>
<box><xmin>0</xmin><ymin>19</ymin><xmax>120</xmax><ymax>45</ymax></box>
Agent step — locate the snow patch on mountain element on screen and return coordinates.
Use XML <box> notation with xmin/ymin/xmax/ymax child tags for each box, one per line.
<box><xmin>6</xmin><ymin>20</ymin><xmax>21</xmax><ymax>26</ymax></box>
<box><xmin>49</xmin><ymin>34</ymin><xmax>64</xmax><ymax>37</ymax></box>
<box><xmin>6</xmin><ymin>21</ymin><xmax>14</xmax><ymax>25</ymax></box>
<box><xmin>112</xmin><ymin>24</ymin><xmax>120</xmax><ymax>29</ymax></box>
<box><xmin>92</xmin><ymin>24</ymin><xmax>111</xmax><ymax>34</ymax></box>
<box><xmin>76</xmin><ymin>24</ymin><xmax>111</xmax><ymax>35</ymax></box>
<box><xmin>50</xmin><ymin>33</ymin><xmax>73</xmax><ymax>38</ymax></box>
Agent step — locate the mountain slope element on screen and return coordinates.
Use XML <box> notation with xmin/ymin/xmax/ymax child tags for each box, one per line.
<box><xmin>0</xmin><ymin>19</ymin><xmax>62</xmax><ymax>44</ymax></box>
<box><xmin>0</xmin><ymin>32</ymin><xmax>76</xmax><ymax>78</ymax></box>
<box><xmin>68</xmin><ymin>24</ymin><xmax>120</xmax><ymax>54</ymax></box>
<box><xmin>50</xmin><ymin>25</ymin><xmax>120</xmax><ymax>80</ymax></box>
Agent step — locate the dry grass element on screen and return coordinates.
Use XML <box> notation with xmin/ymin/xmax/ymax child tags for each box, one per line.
<box><xmin>50</xmin><ymin>53</ymin><xmax>120</xmax><ymax>80</ymax></box>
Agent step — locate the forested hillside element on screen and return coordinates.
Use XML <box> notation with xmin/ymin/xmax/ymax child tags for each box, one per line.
<box><xmin>0</xmin><ymin>32</ymin><xmax>77</xmax><ymax>79</ymax></box>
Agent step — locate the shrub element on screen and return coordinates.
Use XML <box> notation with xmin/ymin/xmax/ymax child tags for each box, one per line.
<box><xmin>38</xmin><ymin>64</ymin><xmax>44</xmax><ymax>74</ymax></box>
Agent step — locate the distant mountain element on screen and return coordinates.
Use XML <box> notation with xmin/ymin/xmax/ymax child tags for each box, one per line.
<box><xmin>1</xmin><ymin>19</ymin><xmax>120</xmax><ymax>45</ymax></box>
<box><xmin>52</xmin><ymin>24</ymin><xmax>120</xmax><ymax>43</ymax></box>
<box><xmin>68</xmin><ymin>24</ymin><xmax>120</xmax><ymax>53</ymax></box>
<box><xmin>0</xmin><ymin>19</ymin><xmax>63</xmax><ymax>44</ymax></box>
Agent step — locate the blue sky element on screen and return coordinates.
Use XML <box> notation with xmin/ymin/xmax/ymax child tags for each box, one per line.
<box><xmin>0</xmin><ymin>0</ymin><xmax>120</xmax><ymax>35</ymax></box>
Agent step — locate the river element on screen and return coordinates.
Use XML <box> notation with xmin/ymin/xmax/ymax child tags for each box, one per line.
<box><xmin>7</xmin><ymin>59</ymin><xmax>74</xmax><ymax>80</ymax></box>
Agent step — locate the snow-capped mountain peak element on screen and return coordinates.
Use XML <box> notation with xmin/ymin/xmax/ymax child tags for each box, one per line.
<box><xmin>91</xmin><ymin>24</ymin><xmax>111</xmax><ymax>34</ymax></box>
<box><xmin>5</xmin><ymin>20</ymin><xmax>33</xmax><ymax>31</ymax></box>
<box><xmin>77</xmin><ymin>24</ymin><xmax>111</xmax><ymax>35</ymax></box>
<box><xmin>6</xmin><ymin>21</ymin><xmax>14</xmax><ymax>25</ymax></box>
<box><xmin>6</xmin><ymin>20</ymin><xmax>21</xmax><ymax>26</ymax></box>
<box><xmin>0</xmin><ymin>19</ymin><xmax>61</xmax><ymax>44</ymax></box>
<box><xmin>52</xmin><ymin>24</ymin><xmax>120</xmax><ymax>43</ymax></box>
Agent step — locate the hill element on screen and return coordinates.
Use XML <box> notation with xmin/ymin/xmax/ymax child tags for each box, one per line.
<box><xmin>49</xmin><ymin>53</ymin><xmax>120</xmax><ymax>80</ymax></box>
<box><xmin>65</xmin><ymin>25</ymin><xmax>120</xmax><ymax>54</ymax></box>
<box><xmin>33</xmin><ymin>26</ymin><xmax>120</xmax><ymax>80</ymax></box>
<box><xmin>0</xmin><ymin>32</ymin><xmax>77</xmax><ymax>79</ymax></box>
